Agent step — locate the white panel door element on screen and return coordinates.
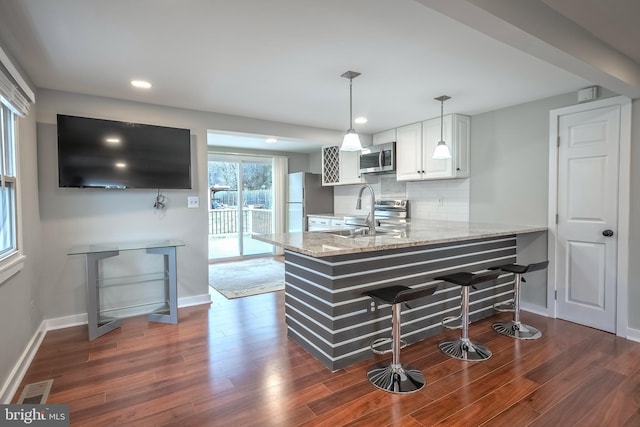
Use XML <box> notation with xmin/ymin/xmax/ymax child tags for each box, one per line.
<box><xmin>556</xmin><ymin>104</ymin><xmax>620</xmax><ymax>332</ymax></box>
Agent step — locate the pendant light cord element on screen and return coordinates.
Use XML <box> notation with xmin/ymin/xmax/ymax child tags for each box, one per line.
<box><xmin>440</xmin><ymin>98</ymin><xmax>444</xmax><ymax>142</ymax></box>
<box><xmin>349</xmin><ymin>78</ymin><xmax>353</xmax><ymax>130</ymax></box>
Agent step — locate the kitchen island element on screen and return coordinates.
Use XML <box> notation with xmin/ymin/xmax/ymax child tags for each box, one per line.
<box><xmin>254</xmin><ymin>219</ymin><xmax>546</xmax><ymax>371</ymax></box>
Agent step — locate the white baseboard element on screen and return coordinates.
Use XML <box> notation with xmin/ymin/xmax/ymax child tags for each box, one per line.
<box><xmin>0</xmin><ymin>320</ymin><xmax>47</xmax><ymax>404</ymax></box>
<box><xmin>0</xmin><ymin>292</ymin><xmax>211</xmax><ymax>404</ymax></box>
<box><xmin>178</xmin><ymin>293</ymin><xmax>211</xmax><ymax>308</ymax></box>
<box><xmin>45</xmin><ymin>313</ymin><xmax>88</xmax><ymax>331</ymax></box>
<box><xmin>626</xmin><ymin>327</ymin><xmax>640</xmax><ymax>343</ymax></box>
<box><xmin>520</xmin><ymin>302</ymin><xmax>549</xmax><ymax>317</ymax></box>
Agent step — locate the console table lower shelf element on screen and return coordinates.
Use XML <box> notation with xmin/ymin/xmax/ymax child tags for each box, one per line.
<box><xmin>69</xmin><ymin>240</ymin><xmax>183</xmax><ymax>340</ymax></box>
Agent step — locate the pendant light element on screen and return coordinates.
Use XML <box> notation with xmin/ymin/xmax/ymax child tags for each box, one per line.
<box><xmin>340</xmin><ymin>71</ymin><xmax>363</xmax><ymax>151</ymax></box>
<box><xmin>432</xmin><ymin>95</ymin><xmax>452</xmax><ymax>160</ymax></box>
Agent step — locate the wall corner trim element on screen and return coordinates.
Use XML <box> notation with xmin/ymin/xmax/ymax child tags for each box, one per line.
<box><xmin>0</xmin><ymin>320</ymin><xmax>47</xmax><ymax>404</ymax></box>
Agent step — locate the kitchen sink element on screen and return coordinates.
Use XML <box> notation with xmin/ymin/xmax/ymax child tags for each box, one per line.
<box><xmin>319</xmin><ymin>227</ymin><xmax>403</xmax><ymax>238</ymax></box>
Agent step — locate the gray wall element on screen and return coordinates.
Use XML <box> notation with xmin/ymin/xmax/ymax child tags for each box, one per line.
<box><xmin>469</xmin><ymin>93</ymin><xmax>576</xmax><ymax>308</ymax></box>
<box><xmin>470</xmin><ymin>93</ymin><xmax>575</xmax><ymax>225</ymax></box>
<box><xmin>35</xmin><ymin>89</ymin><xmax>343</xmax><ymax>320</ymax></box>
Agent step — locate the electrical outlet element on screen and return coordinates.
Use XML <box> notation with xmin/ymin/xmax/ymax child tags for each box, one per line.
<box><xmin>187</xmin><ymin>196</ymin><xmax>199</xmax><ymax>208</ymax></box>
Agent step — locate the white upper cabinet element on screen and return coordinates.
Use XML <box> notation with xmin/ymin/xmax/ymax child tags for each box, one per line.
<box><xmin>372</xmin><ymin>128</ymin><xmax>397</xmax><ymax>145</ymax></box>
<box><xmin>396</xmin><ymin>114</ymin><xmax>470</xmax><ymax>181</ymax></box>
<box><xmin>321</xmin><ymin>145</ymin><xmax>362</xmax><ymax>186</ymax></box>
<box><xmin>395</xmin><ymin>122</ymin><xmax>423</xmax><ymax>181</ymax></box>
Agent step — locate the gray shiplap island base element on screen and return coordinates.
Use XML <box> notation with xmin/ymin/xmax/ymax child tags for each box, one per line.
<box><xmin>254</xmin><ymin>220</ymin><xmax>546</xmax><ymax>371</ymax></box>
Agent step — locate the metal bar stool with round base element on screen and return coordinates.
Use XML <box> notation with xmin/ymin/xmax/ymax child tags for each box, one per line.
<box><xmin>436</xmin><ymin>271</ymin><xmax>500</xmax><ymax>362</ymax></box>
<box><xmin>363</xmin><ymin>284</ymin><xmax>439</xmax><ymax>394</ymax></box>
<box><xmin>489</xmin><ymin>261</ymin><xmax>549</xmax><ymax>340</ymax></box>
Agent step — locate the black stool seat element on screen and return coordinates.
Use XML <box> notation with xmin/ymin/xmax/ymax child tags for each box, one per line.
<box><xmin>435</xmin><ymin>270</ymin><xmax>500</xmax><ymax>287</ymax></box>
<box><xmin>364</xmin><ymin>283</ymin><xmax>439</xmax><ymax>394</ymax></box>
<box><xmin>365</xmin><ymin>284</ymin><xmax>438</xmax><ymax>305</ymax></box>
<box><xmin>489</xmin><ymin>261</ymin><xmax>548</xmax><ymax>340</ymax></box>
<box><xmin>489</xmin><ymin>260</ymin><xmax>549</xmax><ymax>275</ymax></box>
<box><xmin>437</xmin><ymin>270</ymin><xmax>499</xmax><ymax>362</ymax></box>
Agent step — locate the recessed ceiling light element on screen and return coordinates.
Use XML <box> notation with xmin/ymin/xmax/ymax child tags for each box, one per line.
<box><xmin>105</xmin><ymin>137</ymin><xmax>121</xmax><ymax>145</ymax></box>
<box><xmin>354</xmin><ymin>117</ymin><xmax>368</xmax><ymax>124</ymax></box>
<box><xmin>131</xmin><ymin>80</ymin><xmax>152</xmax><ymax>89</ymax></box>
<box><xmin>115</xmin><ymin>162</ymin><xmax>127</xmax><ymax>168</ymax></box>
<box><xmin>265</xmin><ymin>138</ymin><xmax>277</xmax><ymax>144</ymax></box>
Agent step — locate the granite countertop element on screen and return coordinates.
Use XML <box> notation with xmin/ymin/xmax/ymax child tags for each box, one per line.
<box><xmin>253</xmin><ymin>219</ymin><xmax>547</xmax><ymax>258</ymax></box>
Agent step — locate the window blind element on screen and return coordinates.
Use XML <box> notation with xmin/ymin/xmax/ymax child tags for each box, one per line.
<box><xmin>0</xmin><ymin>46</ymin><xmax>34</xmax><ymax>117</ymax></box>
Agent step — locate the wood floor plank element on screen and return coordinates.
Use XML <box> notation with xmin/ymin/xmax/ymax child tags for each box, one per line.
<box><xmin>479</xmin><ymin>402</ymin><xmax>541</xmax><ymax>427</ymax></box>
<box><xmin>572</xmin><ymin>367</ymin><xmax>640</xmax><ymax>426</ymax></box>
<box><xmin>433</xmin><ymin>376</ymin><xmax>540</xmax><ymax>426</ymax></box>
<box><xmin>520</xmin><ymin>347</ymin><xmax>611</xmax><ymax>413</ymax></box>
<box><xmin>409</xmin><ymin>345</ymin><xmax>549</xmax><ymax>424</ymax></box>
<box><xmin>527</xmin><ymin>367</ymin><xmax>626</xmax><ymax>427</ymax></box>
<box><xmin>622</xmin><ymin>409</ymin><xmax>640</xmax><ymax>427</ymax></box>
<box><xmin>129</xmin><ymin>402</ymin><xmax>195</xmax><ymax>427</ymax></box>
<box><xmin>338</xmin><ymin>392</ymin><xmax>434</xmax><ymax>427</ymax></box>
<box><xmin>13</xmin><ymin>285</ymin><xmax>640</xmax><ymax>427</ymax></box>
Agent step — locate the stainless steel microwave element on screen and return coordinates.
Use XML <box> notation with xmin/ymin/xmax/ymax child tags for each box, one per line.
<box><xmin>359</xmin><ymin>142</ymin><xmax>395</xmax><ymax>174</ymax></box>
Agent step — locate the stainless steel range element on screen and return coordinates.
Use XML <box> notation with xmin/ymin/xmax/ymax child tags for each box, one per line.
<box><xmin>344</xmin><ymin>199</ymin><xmax>409</xmax><ymax>227</ymax></box>
<box><xmin>374</xmin><ymin>199</ymin><xmax>409</xmax><ymax>219</ymax></box>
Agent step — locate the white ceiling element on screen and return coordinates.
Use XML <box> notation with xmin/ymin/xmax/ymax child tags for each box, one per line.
<box><xmin>0</xmin><ymin>0</ymin><xmax>637</xmax><ymax>153</ymax></box>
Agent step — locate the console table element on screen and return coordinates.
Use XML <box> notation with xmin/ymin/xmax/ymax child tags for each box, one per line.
<box><xmin>69</xmin><ymin>240</ymin><xmax>184</xmax><ymax>340</ymax></box>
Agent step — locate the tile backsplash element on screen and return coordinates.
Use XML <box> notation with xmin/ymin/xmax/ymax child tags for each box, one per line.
<box><xmin>332</xmin><ymin>175</ymin><xmax>469</xmax><ymax>221</ymax></box>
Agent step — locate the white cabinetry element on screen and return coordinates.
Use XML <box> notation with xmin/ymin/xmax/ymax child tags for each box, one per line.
<box><xmin>307</xmin><ymin>216</ymin><xmax>345</xmax><ymax>231</ymax></box>
<box><xmin>395</xmin><ymin>122</ymin><xmax>423</xmax><ymax>181</ymax></box>
<box><xmin>321</xmin><ymin>146</ymin><xmax>362</xmax><ymax>186</ymax></box>
<box><xmin>307</xmin><ymin>216</ymin><xmax>331</xmax><ymax>231</ymax></box>
<box><xmin>330</xmin><ymin>218</ymin><xmax>345</xmax><ymax>228</ymax></box>
<box><xmin>372</xmin><ymin>128</ymin><xmax>396</xmax><ymax>145</ymax></box>
<box><xmin>396</xmin><ymin>114</ymin><xmax>470</xmax><ymax>181</ymax></box>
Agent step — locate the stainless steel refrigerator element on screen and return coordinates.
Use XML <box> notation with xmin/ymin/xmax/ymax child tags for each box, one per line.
<box><xmin>287</xmin><ymin>172</ymin><xmax>334</xmax><ymax>232</ymax></box>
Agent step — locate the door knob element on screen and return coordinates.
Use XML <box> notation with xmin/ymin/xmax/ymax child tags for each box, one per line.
<box><xmin>602</xmin><ymin>229</ymin><xmax>614</xmax><ymax>237</ymax></box>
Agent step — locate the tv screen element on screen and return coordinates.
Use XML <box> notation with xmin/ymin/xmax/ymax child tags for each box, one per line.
<box><xmin>57</xmin><ymin>115</ymin><xmax>191</xmax><ymax>189</ymax></box>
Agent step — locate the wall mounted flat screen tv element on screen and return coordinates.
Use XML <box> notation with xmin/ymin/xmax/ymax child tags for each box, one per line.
<box><xmin>57</xmin><ymin>115</ymin><xmax>191</xmax><ymax>189</ymax></box>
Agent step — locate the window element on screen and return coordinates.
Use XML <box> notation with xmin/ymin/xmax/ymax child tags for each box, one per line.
<box><xmin>0</xmin><ymin>101</ymin><xmax>16</xmax><ymax>260</ymax></box>
<box><xmin>0</xmin><ymin>47</ymin><xmax>33</xmax><ymax>283</ymax></box>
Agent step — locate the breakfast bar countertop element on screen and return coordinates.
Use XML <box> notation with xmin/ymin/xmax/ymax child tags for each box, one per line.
<box><xmin>253</xmin><ymin>219</ymin><xmax>547</xmax><ymax>258</ymax></box>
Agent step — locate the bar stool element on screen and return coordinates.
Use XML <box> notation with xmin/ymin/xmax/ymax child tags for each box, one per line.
<box><xmin>489</xmin><ymin>261</ymin><xmax>549</xmax><ymax>340</ymax></box>
<box><xmin>363</xmin><ymin>284</ymin><xmax>439</xmax><ymax>394</ymax></box>
<box><xmin>436</xmin><ymin>270</ymin><xmax>500</xmax><ymax>361</ymax></box>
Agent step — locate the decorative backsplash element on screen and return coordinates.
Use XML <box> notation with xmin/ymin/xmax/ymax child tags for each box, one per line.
<box><xmin>333</xmin><ymin>175</ymin><xmax>469</xmax><ymax>221</ymax></box>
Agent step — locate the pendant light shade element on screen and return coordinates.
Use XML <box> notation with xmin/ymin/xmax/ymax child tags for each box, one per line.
<box><xmin>340</xmin><ymin>71</ymin><xmax>362</xmax><ymax>151</ymax></box>
<box><xmin>433</xmin><ymin>95</ymin><xmax>452</xmax><ymax>160</ymax></box>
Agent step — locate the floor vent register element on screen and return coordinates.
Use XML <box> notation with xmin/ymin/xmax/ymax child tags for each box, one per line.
<box><xmin>16</xmin><ymin>379</ymin><xmax>53</xmax><ymax>404</ymax></box>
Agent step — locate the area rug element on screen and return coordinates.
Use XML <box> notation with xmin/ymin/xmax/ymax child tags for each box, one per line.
<box><xmin>209</xmin><ymin>257</ymin><xmax>285</xmax><ymax>299</ymax></box>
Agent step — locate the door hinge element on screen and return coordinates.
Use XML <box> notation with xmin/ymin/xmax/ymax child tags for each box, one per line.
<box><xmin>555</xmin><ymin>213</ymin><xmax>558</xmax><ymax>224</ymax></box>
<box><xmin>557</xmin><ymin>135</ymin><xmax>560</xmax><ymax>147</ymax></box>
<box><xmin>554</xmin><ymin>290</ymin><xmax>557</xmax><ymax>300</ymax></box>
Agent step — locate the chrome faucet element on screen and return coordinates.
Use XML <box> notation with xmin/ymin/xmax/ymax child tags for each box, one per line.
<box><xmin>356</xmin><ymin>184</ymin><xmax>376</xmax><ymax>236</ymax></box>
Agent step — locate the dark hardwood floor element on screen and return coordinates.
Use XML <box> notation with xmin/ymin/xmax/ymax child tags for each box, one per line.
<box><xmin>14</xmin><ymin>289</ymin><xmax>640</xmax><ymax>426</ymax></box>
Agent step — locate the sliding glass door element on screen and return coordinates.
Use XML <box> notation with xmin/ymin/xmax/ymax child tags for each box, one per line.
<box><xmin>208</xmin><ymin>154</ymin><xmax>274</xmax><ymax>261</ymax></box>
